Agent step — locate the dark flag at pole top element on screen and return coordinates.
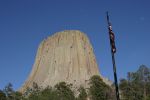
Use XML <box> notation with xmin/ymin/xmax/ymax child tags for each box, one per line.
<box><xmin>107</xmin><ymin>12</ymin><xmax>116</xmax><ymax>53</ymax></box>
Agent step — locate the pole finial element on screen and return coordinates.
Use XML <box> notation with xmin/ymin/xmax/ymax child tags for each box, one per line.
<box><xmin>106</xmin><ymin>11</ymin><xmax>110</xmax><ymax>26</ymax></box>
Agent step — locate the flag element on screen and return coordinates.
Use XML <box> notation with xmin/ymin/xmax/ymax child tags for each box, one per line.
<box><xmin>109</xmin><ymin>24</ymin><xmax>116</xmax><ymax>53</ymax></box>
<box><xmin>107</xmin><ymin>13</ymin><xmax>116</xmax><ymax>53</ymax></box>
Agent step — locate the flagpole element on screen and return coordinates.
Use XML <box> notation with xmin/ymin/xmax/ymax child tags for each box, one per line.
<box><xmin>111</xmin><ymin>50</ymin><xmax>120</xmax><ymax>100</ymax></box>
<box><xmin>106</xmin><ymin>12</ymin><xmax>120</xmax><ymax>100</ymax></box>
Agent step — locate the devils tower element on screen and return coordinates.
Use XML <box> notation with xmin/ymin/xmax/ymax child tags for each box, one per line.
<box><xmin>20</xmin><ymin>30</ymin><xmax>103</xmax><ymax>93</ymax></box>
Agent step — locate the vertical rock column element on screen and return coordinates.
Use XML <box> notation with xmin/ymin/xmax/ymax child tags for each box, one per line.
<box><xmin>20</xmin><ymin>30</ymin><xmax>101</xmax><ymax>93</ymax></box>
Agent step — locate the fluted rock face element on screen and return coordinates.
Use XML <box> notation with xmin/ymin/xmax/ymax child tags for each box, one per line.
<box><xmin>20</xmin><ymin>30</ymin><xmax>101</xmax><ymax>92</ymax></box>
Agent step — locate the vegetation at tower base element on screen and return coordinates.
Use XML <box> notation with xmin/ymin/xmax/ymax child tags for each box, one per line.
<box><xmin>3</xmin><ymin>83</ymin><xmax>14</xmax><ymax>99</ymax></box>
<box><xmin>54</xmin><ymin>82</ymin><xmax>75</xmax><ymax>100</ymax></box>
<box><xmin>0</xmin><ymin>90</ymin><xmax>6</xmax><ymax>100</ymax></box>
<box><xmin>0</xmin><ymin>75</ymin><xmax>114</xmax><ymax>100</ymax></box>
<box><xmin>77</xmin><ymin>86</ymin><xmax>87</xmax><ymax>100</ymax></box>
<box><xmin>1</xmin><ymin>83</ymin><xmax>25</xmax><ymax>100</ymax></box>
<box><xmin>88</xmin><ymin>75</ymin><xmax>115</xmax><ymax>100</ymax></box>
<box><xmin>119</xmin><ymin>65</ymin><xmax>150</xmax><ymax>100</ymax></box>
<box><xmin>1</xmin><ymin>65</ymin><xmax>150</xmax><ymax>100</ymax></box>
<box><xmin>25</xmin><ymin>75</ymin><xmax>112</xmax><ymax>100</ymax></box>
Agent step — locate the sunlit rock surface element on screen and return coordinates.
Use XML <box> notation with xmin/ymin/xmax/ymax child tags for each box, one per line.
<box><xmin>20</xmin><ymin>30</ymin><xmax>110</xmax><ymax>93</ymax></box>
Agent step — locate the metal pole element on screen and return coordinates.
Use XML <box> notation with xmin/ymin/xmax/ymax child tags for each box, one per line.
<box><xmin>111</xmin><ymin>51</ymin><xmax>120</xmax><ymax>100</ymax></box>
<box><xmin>106</xmin><ymin>12</ymin><xmax>120</xmax><ymax>100</ymax></box>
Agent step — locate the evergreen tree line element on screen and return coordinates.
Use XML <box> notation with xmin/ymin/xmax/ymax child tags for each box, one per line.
<box><xmin>0</xmin><ymin>75</ymin><xmax>114</xmax><ymax>100</ymax></box>
<box><xmin>0</xmin><ymin>65</ymin><xmax>150</xmax><ymax>100</ymax></box>
<box><xmin>119</xmin><ymin>65</ymin><xmax>150</xmax><ymax>100</ymax></box>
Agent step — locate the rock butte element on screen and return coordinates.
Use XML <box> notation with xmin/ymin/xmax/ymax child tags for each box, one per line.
<box><xmin>20</xmin><ymin>30</ymin><xmax>111</xmax><ymax>93</ymax></box>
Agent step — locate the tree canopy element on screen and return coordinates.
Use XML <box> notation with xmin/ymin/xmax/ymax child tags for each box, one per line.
<box><xmin>119</xmin><ymin>65</ymin><xmax>150</xmax><ymax>100</ymax></box>
<box><xmin>1</xmin><ymin>65</ymin><xmax>149</xmax><ymax>100</ymax></box>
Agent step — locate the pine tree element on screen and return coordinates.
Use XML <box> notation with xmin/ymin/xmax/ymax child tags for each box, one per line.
<box><xmin>55</xmin><ymin>82</ymin><xmax>75</xmax><ymax>100</ymax></box>
<box><xmin>89</xmin><ymin>75</ymin><xmax>114</xmax><ymax>100</ymax></box>
<box><xmin>0</xmin><ymin>89</ymin><xmax>6</xmax><ymax>100</ymax></box>
<box><xmin>77</xmin><ymin>86</ymin><xmax>87</xmax><ymax>100</ymax></box>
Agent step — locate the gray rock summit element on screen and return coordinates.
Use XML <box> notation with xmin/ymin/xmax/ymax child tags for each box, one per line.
<box><xmin>20</xmin><ymin>30</ymin><xmax>105</xmax><ymax>93</ymax></box>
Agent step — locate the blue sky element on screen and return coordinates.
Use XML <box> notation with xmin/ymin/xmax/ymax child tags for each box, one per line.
<box><xmin>0</xmin><ymin>0</ymin><xmax>150</xmax><ymax>90</ymax></box>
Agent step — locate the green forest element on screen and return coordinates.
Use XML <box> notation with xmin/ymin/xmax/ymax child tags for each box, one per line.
<box><xmin>0</xmin><ymin>65</ymin><xmax>150</xmax><ymax>100</ymax></box>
